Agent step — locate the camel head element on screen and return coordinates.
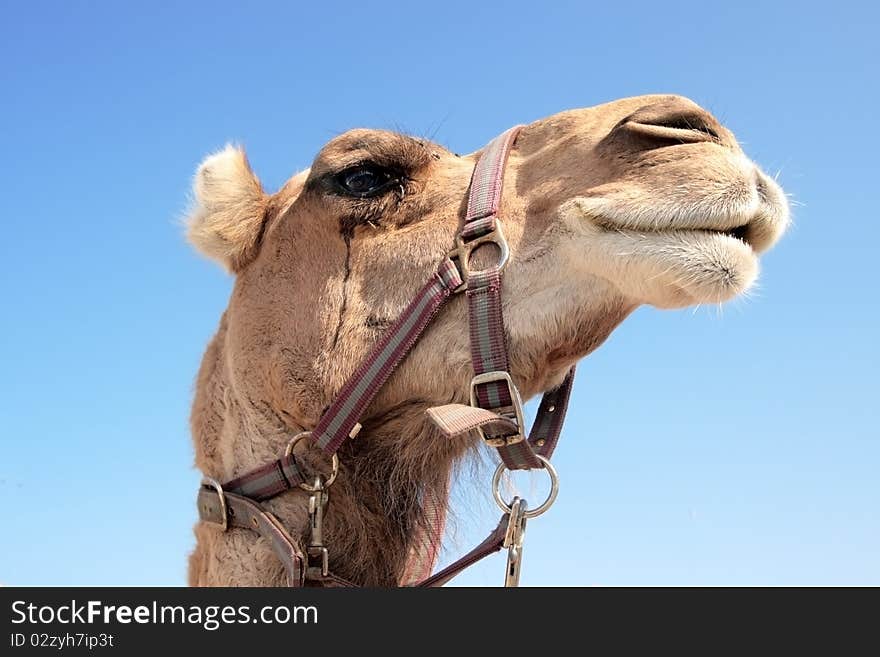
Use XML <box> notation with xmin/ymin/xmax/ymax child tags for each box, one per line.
<box><xmin>188</xmin><ymin>94</ymin><xmax>788</xmax><ymax>427</ymax></box>
<box><xmin>188</xmin><ymin>96</ymin><xmax>788</xmax><ymax>585</ymax></box>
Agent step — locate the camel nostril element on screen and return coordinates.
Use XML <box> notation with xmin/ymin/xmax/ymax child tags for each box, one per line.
<box><xmin>622</xmin><ymin>111</ymin><xmax>723</xmax><ymax>146</ymax></box>
<box><xmin>619</xmin><ymin>101</ymin><xmax>725</xmax><ymax>148</ymax></box>
<box><xmin>643</xmin><ymin>114</ymin><xmax>721</xmax><ymax>141</ymax></box>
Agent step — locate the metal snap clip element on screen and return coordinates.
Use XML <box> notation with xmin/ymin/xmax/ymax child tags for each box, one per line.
<box><xmin>503</xmin><ymin>496</ymin><xmax>528</xmax><ymax>587</ymax></box>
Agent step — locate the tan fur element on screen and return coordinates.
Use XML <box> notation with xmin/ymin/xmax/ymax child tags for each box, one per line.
<box><xmin>185</xmin><ymin>95</ymin><xmax>789</xmax><ymax>586</ymax></box>
<box><xmin>187</xmin><ymin>145</ymin><xmax>269</xmax><ymax>272</ymax></box>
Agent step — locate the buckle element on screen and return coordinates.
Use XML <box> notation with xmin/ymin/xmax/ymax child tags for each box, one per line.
<box><xmin>448</xmin><ymin>222</ymin><xmax>510</xmax><ymax>290</ymax></box>
<box><xmin>200</xmin><ymin>477</ymin><xmax>229</xmax><ymax>532</ymax></box>
<box><xmin>307</xmin><ymin>546</ymin><xmax>330</xmax><ymax>579</ymax></box>
<box><xmin>469</xmin><ymin>370</ymin><xmax>525</xmax><ymax>447</ymax></box>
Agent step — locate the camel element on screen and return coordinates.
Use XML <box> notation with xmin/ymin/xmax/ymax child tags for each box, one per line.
<box><xmin>185</xmin><ymin>94</ymin><xmax>789</xmax><ymax>587</ymax></box>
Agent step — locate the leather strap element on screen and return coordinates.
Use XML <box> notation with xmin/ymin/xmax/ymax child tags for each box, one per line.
<box><xmin>529</xmin><ymin>367</ymin><xmax>576</xmax><ymax>459</ymax></box>
<box><xmin>416</xmin><ymin>515</ymin><xmax>510</xmax><ymax>587</ymax></box>
<box><xmin>197</xmin><ymin>486</ymin><xmax>305</xmax><ymax>587</ymax></box>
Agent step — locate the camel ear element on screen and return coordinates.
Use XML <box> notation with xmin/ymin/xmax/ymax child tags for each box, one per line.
<box><xmin>186</xmin><ymin>145</ymin><xmax>269</xmax><ymax>272</ymax></box>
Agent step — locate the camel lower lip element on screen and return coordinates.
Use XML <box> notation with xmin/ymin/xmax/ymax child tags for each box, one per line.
<box><xmin>725</xmin><ymin>223</ymin><xmax>751</xmax><ymax>244</ymax></box>
<box><xmin>705</xmin><ymin>228</ymin><xmax>754</xmax><ymax>250</ymax></box>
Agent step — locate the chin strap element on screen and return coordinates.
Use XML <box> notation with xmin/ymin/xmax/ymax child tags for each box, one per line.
<box><xmin>195</xmin><ymin>126</ymin><xmax>578</xmax><ymax>587</ymax></box>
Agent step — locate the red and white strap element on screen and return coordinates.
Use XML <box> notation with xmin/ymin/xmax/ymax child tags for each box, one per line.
<box><xmin>429</xmin><ymin>126</ymin><xmax>550</xmax><ymax>470</ymax></box>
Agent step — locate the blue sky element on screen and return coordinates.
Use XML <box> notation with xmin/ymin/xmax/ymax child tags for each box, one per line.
<box><xmin>1</xmin><ymin>1</ymin><xmax>876</xmax><ymax>586</ymax></box>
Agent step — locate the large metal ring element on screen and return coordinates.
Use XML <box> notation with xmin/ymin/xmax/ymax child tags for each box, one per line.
<box><xmin>285</xmin><ymin>431</ymin><xmax>339</xmax><ymax>491</ymax></box>
<box><xmin>492</xmin><ymin>455</ymin><xmax>559</xmax><ymax>519</ymax></box>
<box><xmin>200</xmin><ymin>477</ymin><xmax>229</xmax><ymax>532</ymax></box>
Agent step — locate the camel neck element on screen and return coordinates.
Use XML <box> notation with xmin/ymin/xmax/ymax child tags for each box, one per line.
<box><xmin>191</xmin><ymin>327</ymin><xmax>472</xmax><ymax>586</ymax></box>
<box><xmin>317</xmin><ymin>400</ymin><xmax>469</xmax><ymax>586</ymax></box>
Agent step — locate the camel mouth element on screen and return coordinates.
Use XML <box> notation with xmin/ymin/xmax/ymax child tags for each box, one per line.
<box><xmin>566</xmin><ymin>165</ymin><xmax>789</xmax><ymax>259</ymax></box>
<box><xmin>559</xmin><ymin>197</ymin><xmax>778</xmax><ymax>307</ymax></box>
<box><xmin>720</xmin><ymin>223</ymin><xmax>751</xmax><ymax>245</ymax></box>
<box><xmin>595</xmin><ymin>220</ymin><xmax>757</xmax><ymax>251</ymax></box>
<box><xmin>688</xmin><ymin>222</ymin><xmax>764</xmax><ymax>254</ymax></box>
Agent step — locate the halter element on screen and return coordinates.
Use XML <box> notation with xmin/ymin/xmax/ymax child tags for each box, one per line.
<box><xmin>196</xmin><ymin>126</ymin><xmax>577</xmax><ymax>587</ymax></box>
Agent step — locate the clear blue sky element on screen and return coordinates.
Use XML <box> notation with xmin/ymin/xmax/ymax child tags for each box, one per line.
<box><xmin>1</xmin><ymin>1</ymin><xmax>876</xmax><ymax>586</ymax></box>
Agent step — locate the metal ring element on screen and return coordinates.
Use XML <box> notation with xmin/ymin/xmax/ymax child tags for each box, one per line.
<box><xmin>200</xmin><ymin>477</ymin><xmax>229</xmax><ymax>532</ymax></box>
<box><xmin>449</xmin><ymin>223</ymin><xmax>511</xmax><ymax>286</ymax></box>
<box><xmin>492</xmin><ymin>455</ymin><xmax>559</xmax><ymax>519</ymax></box>
<box><xmin>285</xmin><ymin>431</ymin><xmax>339</xmax><ymax>491</ymax></box>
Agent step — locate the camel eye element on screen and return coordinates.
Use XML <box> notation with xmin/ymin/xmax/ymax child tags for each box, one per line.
<box><xmin>335</xmin><ymin>165</ymin><xmax>396</xmax><ymax>197</ymax></box>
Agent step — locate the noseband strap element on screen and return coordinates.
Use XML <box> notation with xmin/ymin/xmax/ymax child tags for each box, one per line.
<box><xmin>196</xmin><ymin>126</ymin><xmax>578</xmax><ymax>587</ymax></box>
